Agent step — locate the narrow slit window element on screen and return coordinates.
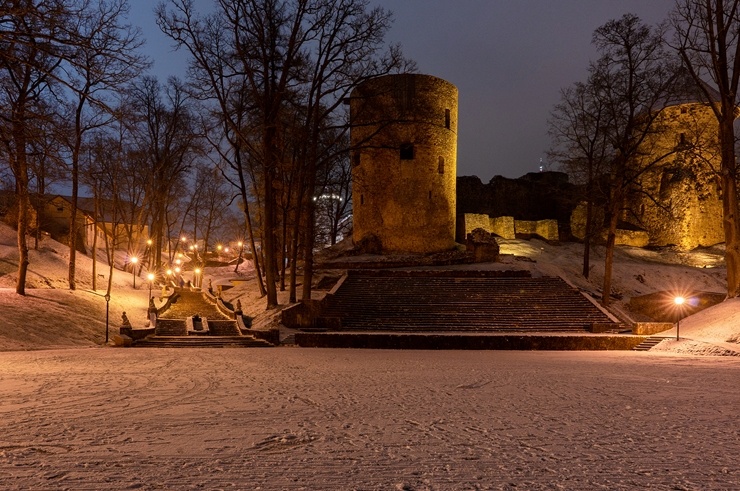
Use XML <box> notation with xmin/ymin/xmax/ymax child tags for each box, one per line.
<box><xmin>445</xmin><ymin>109</ymin><xmax>451</xmax><ymax>129</ymax></box>
<box><xmin>438</xmin><ymin>156</ymin><xmax>445</xmax><ymax>174</ymax></box>
<box><xmin>400</xmin><ymin>143</ymin><xmax>414</xmax><ymax>160</ymax></box>
<box><xmin>353</xmin><ymin>152</ymin><xmax>361</xmax><ymax>166</ymax></box>
<box><xmin>360</xmin><ymin>194</ymin><xmax>364</xmax><ymax>205</ymax></box>
<box><xmin>429</xmin><ymin>190</ymin><xmax>432</xmax><ymax>200</ymax></box>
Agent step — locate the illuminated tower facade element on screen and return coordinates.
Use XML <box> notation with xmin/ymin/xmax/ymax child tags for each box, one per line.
<box><xmin>350</xmin><ymin>74</ymin><xmax>458</xmax><ymax>253</ymax></box>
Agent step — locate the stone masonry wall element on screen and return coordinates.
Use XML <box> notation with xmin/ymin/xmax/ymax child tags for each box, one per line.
<box><xmin>626</xmin><ymin>102</ymin><xmax>724</xmax><ymax>250</ymax></box>
<box><xmin>351</xmin><ymin>74</ymin><xmax>458</xmax><ymax>253</ymax></box>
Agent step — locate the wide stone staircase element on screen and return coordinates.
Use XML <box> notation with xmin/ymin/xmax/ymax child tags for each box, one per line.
<box><xmin>159</xmin><ymin>289</ymin><xmax>228</xmax><ymax>321</ymax></box>
<box><xmin>134</xmin><ymin>288</ymin><xmax>273</xmax><ymax>348</ymax></box>
<box><xmin>317</xmin><ymin>270</ymin><xmax>620</xmax><ymax>332</ymax></box>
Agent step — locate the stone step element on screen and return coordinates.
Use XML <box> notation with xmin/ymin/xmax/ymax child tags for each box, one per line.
<box><xmin>159</xmin><ymin>289</ymin><xmax>229</xmax><ymax>320</ymax></box>
<box><xmin>155</xmin><ymin>319</ymin><xmax>188</xmax><ymax>336</ymax></box>
<box><xmin>134</xmin><ymin>335</ymin><xmax>273</xmax><ymax>348</ymax></box>
<box><xmin>207</xmin><ymin>320</ymin><xmax>240</xmax><ymax>336</ymax></box>
<box><xmin>632</xmin><ymin>336</ymin><xmax>669</xmax><ymax>351</ymax></box>
<box><xmin>319</xmin><ymin>272</ymin><xmax>617</xmax><ymax>333</ymax></box>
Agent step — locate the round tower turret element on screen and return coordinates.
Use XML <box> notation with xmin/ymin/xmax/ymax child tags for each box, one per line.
<box><xmin>350</xmin><ymin>74</ymin><xmax>458</xmax><ymax>253</ymax></box>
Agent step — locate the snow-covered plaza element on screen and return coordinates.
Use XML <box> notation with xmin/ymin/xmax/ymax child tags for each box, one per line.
<box><xmin>1</xmin><ymin>347</ymin><xmax>738</xmax><ymax>490</ymax></box>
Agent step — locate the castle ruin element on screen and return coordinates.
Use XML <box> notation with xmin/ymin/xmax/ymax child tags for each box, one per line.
<box><xmin>350</xmin><ymin>74</ymin><xmax>458</xmax><ymax>254</ymax></box>
<box><xmin>622</xmin><ymin>80</ymin><xmax>725</xmax><ymax>250</ymax></box>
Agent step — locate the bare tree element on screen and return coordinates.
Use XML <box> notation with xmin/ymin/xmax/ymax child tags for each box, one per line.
<box><xmin>0</xmin><ymin>0</ymin><xmax>67</xmax><ymax>294</ymax></box>
<box><xmin>672</xmin><ymin>0</ymin><xmax>740</xmax><ymax>297</ymax></box>
<box><xmin>548</xmin><ymin>81</ymin><xmax>611</xmax><ymax>279</ymax></box>
<box><xmin>157</xmin><ymin>0</ymin><xmax>413</xmax><ymax>308</ymax></box>
<box><xmin>549</xmin><ymin>14</ymin><xmax>678</xmax><ymax>306</ymax></box>
<box><xmin>63</xmin><ymin>0</ymin><xmax>147</xmax><ymax>290</ymax></box>
<box><xmin>130</xmin><ymin>76</ymin><xmax>201</xmax><ymax>270</ymax></box>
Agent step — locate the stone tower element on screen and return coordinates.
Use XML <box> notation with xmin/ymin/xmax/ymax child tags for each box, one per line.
<box><xmin>350</xmin><ymin>74</ymin><xmax>458</xmax><ymax>253</ymax></box>
<box><xmin>625</xmin><ymin>76</ymin><xmax>725</xmax><ymax>250</ymax></box>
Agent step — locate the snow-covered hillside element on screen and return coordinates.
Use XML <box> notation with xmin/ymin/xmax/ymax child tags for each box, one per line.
<box><xmin>0</xmin><ymin>220</ymin><xmax>738</xmax><ymax>355</ymax></box>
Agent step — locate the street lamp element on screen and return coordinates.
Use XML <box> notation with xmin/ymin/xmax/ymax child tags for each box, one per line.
<box><xmin>104</xmin><ymin>293</ymin><xmax>111</xmax><ymax>344</ymax></box>
<box><xmin>146</xmin><ymin>239</ymin><xmax>153</xmax><ymax>267</ymax></box>
<box><xmin>130</xmin><ymin>256</ymin><xmax>138</xmax><ymax>288</ymax></box>
<box><xmin>194</xmin><ymin>267</ymin><xmax>201</xmax><ymax>288</ymax></box>
<box><xmin>147</xmin><ymin>273</ymin><xmax>155</xmax><ymax>300</ymax></box>
<box><xmin>674</xmin><ymin>296</ymin><xmax>685</xmax><ymax>341</ymax></box>
<box><xmin>235</xmin><ymin>240</ymin><xmax>244</xmax><ymax>273</ymax></box>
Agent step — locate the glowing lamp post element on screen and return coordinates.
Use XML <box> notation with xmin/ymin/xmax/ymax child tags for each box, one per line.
<box><xmin>130</xmin><ymin>256</ymin><xmax>138</xmax><ymax>288</ymax></box>
<box><xmin>104</xmin><ymin>293</ymin><xmax>111</xmax><ymax>344</ymax></box>
<box><xmin>147</xmin><ymin>273</ymin><xmax>155</xmax><ymax>300</ymax></box>
<box><xmin>146</xmin><ymin>239</ymin><xmax>153</xmax><ymax>267</ymax></box>
<box><xmin>194</xmin><ymin>268</ymin><xmax>201</xmax><ymax>288</ymax></box>
<box><xmin>235</xmin><ymin>240</ymin><xmax>244</xmax><ymax>273</ymax></box>
<box><xmin>674</xmin><ymin>296</ymin><xmax>685</xmax><ymax>341</ymax></box>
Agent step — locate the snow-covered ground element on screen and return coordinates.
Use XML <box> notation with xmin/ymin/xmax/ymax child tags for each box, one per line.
<box><xmin>1</xmin><ymin>222</ymin><xmax>740</xmax><ymax>488</ymax></box>
<box><xmin>1</xmin><ymin>348</ymin><xmax>739</xmax><ymax>490</ymax></box>
<box><xmin>1</xmin><ymin>220</ymin><xmax>738</xmax><ymax>355</ymax></box>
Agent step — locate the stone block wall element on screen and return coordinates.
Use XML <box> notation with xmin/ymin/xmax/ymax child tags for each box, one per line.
<box><xmin>626</xmin><ymin>102</ymin><xmax>724</xmax><ymax>250</ymax></box>
<box><xmin>351</xmin><ymin>74</ymin><xmax>458</xmax><ymax>254</ymax></box>
<box><xmin>514</xmin><ymin>219</ymin><xmax>559</xmax><ymax>241</ymax></box>
<box><xmin>458</xmin><ymin>214</ymin><xmax>557</xmax><ymax>241</ymax></box>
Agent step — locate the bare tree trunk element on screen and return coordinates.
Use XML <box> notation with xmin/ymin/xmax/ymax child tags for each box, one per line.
<box><xmin>68</xmin><ymin>90</ymin><xmax>88</xmax><ymax>291</ymax></box>
<box><xmin>582</xmin><ymin>173</ymin><xmax>595</xmax><ymax>279</ymax></box>
<box><xmin>263</xmin><ymin>127</ymin><xmax>279</xmax><ymax>308</ymax></box>
<box><xmin>13</xmin><ymin>116</ymin><xmax>31</xmax><ymax>296</ymax></box>
<box><xmin>301</xmin><ymin>200</ymin><xmax>317</xmax><ymax>302</ymax></box>
<box><xmin>582</xmin><ymin>206</ymin><xmax>592</xmax><ymax>279</ymax></box>
<box><xmin>719</xmin><ymin>118</ymin><xmax>740</xmax><ymax>297</ymax></box>
<box><xmin>16</xmin><ymin>188</ymin><xmax>30</xmax><ymax>295</ymax></box>
<box><xmin>601</xmin><ymin>178</ymin><xmax>624</xmax><ymax>308</ymax></box>
<box><xmin>243</xmin><ymin>201</ymin><xmax>265</xmax><ymax>296</ymax></box>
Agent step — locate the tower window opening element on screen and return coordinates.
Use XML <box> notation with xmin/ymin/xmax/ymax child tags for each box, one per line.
<box><xmin>353</xmin><ymin>152</ymin><xmax>360</xmax><ymax>166</ymax></box>
<box><xmin>400</xmin><ymin>143</ymin><xmax>414</xmax><ymax>160</ymax></box>
<box><xmin>360</xmin><ymin>194</ymin><xmax>364</xmax><ymax>205</ymax></box>
<box><xmin>438</xmin><ymin>156</ymin><xmax>445</xmax><ymax>174</ymax></box>
<box><xmin>445</xmin><ymin>109</ymin><xmax>451</xmax><ymax>129</ymax></box>
<box><xmin>681</xmin><ymin>106</ymin><xmax>688</xmax><ymax>114</ymax></box>
<box><xmin>679</xmin><ymin>132</ymin><xmax>686</xmax><ymax>145</ymax></box>
<box><xmin>429</xmin><ymin>190</ymin><xmax>432</xmax><ymax>201</ymax></box>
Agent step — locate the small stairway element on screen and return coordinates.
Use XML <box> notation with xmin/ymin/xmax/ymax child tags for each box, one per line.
<box><xmin>155</xmin><ymin>319</ymin><xmax>187</xmax><ymax>336</ymax></box>
<box><xmin>135</xmin><ymin>288</ymin><xmax>272</xmax><ymax>348</ymax></box>
<box><xmin>134</xmin><ymin>335</ymin><xmax>273</xmax><ymax>348</ymax></box>
<box><xmin>632</xmin><ymin>336</ymin><xmax>669</xmax><ymax>351</ymax></box>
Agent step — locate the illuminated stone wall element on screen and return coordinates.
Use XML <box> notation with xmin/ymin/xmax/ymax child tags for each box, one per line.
<box><xmin>350</xmin><ymin>74</ymin><xmax>458</xmax><ymax>253</ymax></box>
<box><xmin>626</xmin><ymin>102</ymin><xmax>724</xmax><ymax>250</ymax></box>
